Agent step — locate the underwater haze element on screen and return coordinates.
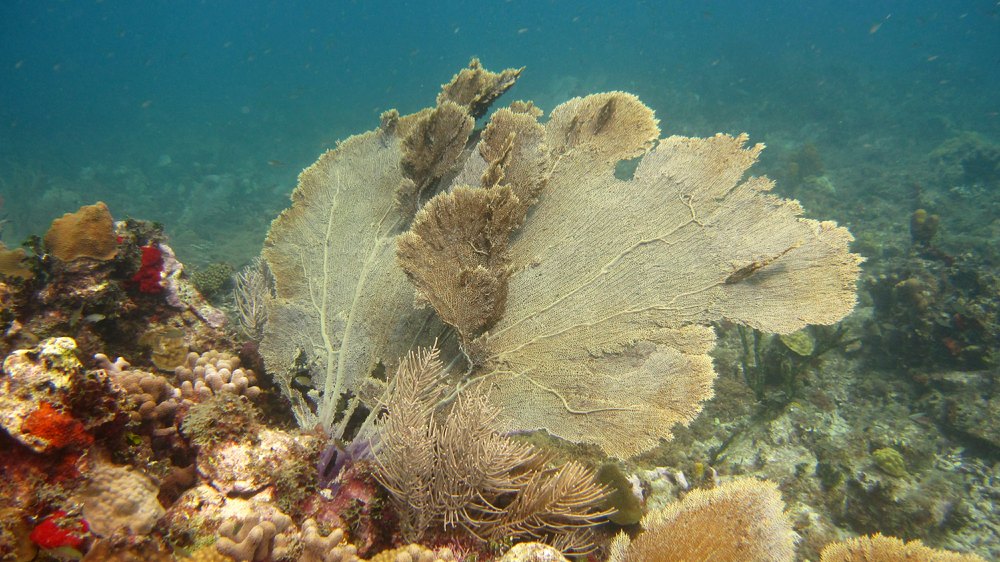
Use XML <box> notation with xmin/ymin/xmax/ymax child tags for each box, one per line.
<box><xmin>2</xmin><ymin>0</ymin><xmax>998</xmax><ymax>266</ymax></box>
<box><xmin>2</xmin><ymin>1</ymin><xmax>1000</xmax><ymax>560</ymax></box>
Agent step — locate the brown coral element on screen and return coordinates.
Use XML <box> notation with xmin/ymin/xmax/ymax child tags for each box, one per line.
<box><xmin>820</xmin><ymin>533</ymin><xmax>986</xmax><ymax>562</ymax></box>
<box><xmin>607</xmin><ymin>478</ymin><xmax>797</xmax><ymax>562</ymax></box>
<box><xmin>437</xmin><ymin>57</ymin><xmax>523</xmax><ymax>119</ymax></box>
<box><xmin>372</xmin><ymin>346</ymin><xmax>609</xmax><ymax>553</ymax></box>
<box><xmin>43</xmin><ymin>201</ymin><xmax>118</xmax><ymax>261</ymax></box>
<box><xmin>0</xmin><ymin>242</ymin><xmax>32</xmax><ymax>280</ymax></box>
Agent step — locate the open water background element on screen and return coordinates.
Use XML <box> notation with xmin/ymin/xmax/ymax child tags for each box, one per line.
<box><xmin>1</xmin><ymin>0</ymin><xmax>998</xmax><ymax>265</ymax></box>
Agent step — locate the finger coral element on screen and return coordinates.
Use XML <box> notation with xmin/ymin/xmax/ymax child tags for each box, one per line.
<box><xmin>174</xmin><ymin>350</ymin><xmax>262</xmax><ymax>401</ymax></box>
<box><xmin>298</xmin><ymin>519</ymin><xmax>360</xmax><ymax>562</ymax></box>
<box><xmin>95</xmin><ymin>353</ymin><xmax>182</xmax><ymax>437</ymax></box>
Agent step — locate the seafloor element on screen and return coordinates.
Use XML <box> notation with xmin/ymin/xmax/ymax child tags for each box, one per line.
<box><xmin>0</xmin><ymin>61</ymin><xmax>998</xmax><ymax>562</ymax></box>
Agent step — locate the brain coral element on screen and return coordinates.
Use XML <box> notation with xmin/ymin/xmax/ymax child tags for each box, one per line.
<box><xmin>43</xmin><ymin>201</ymin><xmax>118</xmax><ymax>261</ymax></box>
<box><xmin>80</xmin><ymin>462</ymin><xmax>165</xmax><ymax>536</ymax></box>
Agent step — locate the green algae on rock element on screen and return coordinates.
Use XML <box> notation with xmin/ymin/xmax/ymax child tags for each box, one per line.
<box><xmin>872</xmin><ymin>447</ymin><xmax>908</xmax><ymax>478</ymax></box>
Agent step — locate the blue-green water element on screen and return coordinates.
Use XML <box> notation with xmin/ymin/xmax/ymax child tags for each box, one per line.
<box><xmin>2</xmin><ymin>2</ymin><xmax>1000</xmax><ymax>560</ymax></box>
<box><xmin>2</xmin><ymin>1</ymin><xmax>997</xmax><ymax>267</ymax></box>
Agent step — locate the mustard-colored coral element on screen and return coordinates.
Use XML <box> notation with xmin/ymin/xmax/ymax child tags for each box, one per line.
<box><xmin>369</xmin><ymin>544</ymin><xmax>456</xmax><ymax>562</ymax></box>
<box><xmin>607</xmin><ymin>478</ymin><xmax>796</xmax><ymax>562</ymax></box>
<box><xmin>872</xmin><ymin>447</ymin><xmax>907</xmax><ymax>478</ymax></box>
<box><xmin>183</xmin><ymin>546</ymin><xmax>232</xmax><ymax>562</ymax></box>
<box><xmin>43</xmin><ymin>201</ymin><xmax>118</xmax><ymax>261</ymax></box>
<box><xmin>820</xmin><ymin>533</ymin><xmax>986</xmax><ymax>562</ymax></box>
<box><xmin>0</xmin><ymin>242</ymin><xmax>33</xmax><ymax>279</ymax></box>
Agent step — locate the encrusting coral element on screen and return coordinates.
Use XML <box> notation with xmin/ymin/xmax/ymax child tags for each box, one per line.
<box><xmin>606</xmin><ymin>478</ymin><xmax>797</xmax><ymax>562</ymax></box>
<box><xmin>79</xmin><ymin>461</ymin><xmax>165</xmax><ymax>536</ymax></box>
<box><xmin>259</xmin><ymin>58</ymin><xmax>862</xmax><ymax>459</ymax></box>
<box><xmin>0</xmin><ymin>242</ymin><xmax>33</xmax><ymax>280</ymax></box>
<box><xmin>0</xmin><ymin>337</ymin><xmax>94</xmax><ymax>452</ymax></box>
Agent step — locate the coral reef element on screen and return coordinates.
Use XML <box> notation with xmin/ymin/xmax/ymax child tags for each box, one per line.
<box><xmin>43</xmin><ymin>201</ymin><xmax>119</xmax><ymax>262</ymax></box>
<box><xmin>865</xmin><ymin>251</ymin><xmax>999</xmax><ymax>371</ymax></box>
<box><xmin>0</xmin><ymin>338</ymin><xmax>96</xmax><ymax>452</ymax></box>
<box><xmin>0</xmin><ymin>203</ymin><xmax>232</xmax><ymax>372</ymax></box>
<box><xmin>2</xmin><ymin>59</ymin><xmax>997</xmax><ymax>562</ymax></box>
<box><xmin>871</xmin><ymin>447</ymin><xmax>907</xmax><ymax>478</ymax></box>
<box><xmin>930</xmin><ymin>132</ymin><xmax>1000</xmax><ymax>189</ymax></box>
<box><xmin>260</xmin><ymin>59</ymin><xmax>861</xmax><ymax>462</ymax></box>
<box><xmin>820</xmin><ymin>533</ymin><xmax>986</xmax><ymax>562</ymax></box>
<box><xmin>607</xmin><ymin>478</ymin><xmax>797</xmax><ymax>562</ymax></box>
<box><xmin>372</xmin><ymin>346</ymin><xmax>610</xmax><ymax>553</ymax></box>
<box><xmin>190</xmin><ymin>262</ymin><xmax>234</xmax><ymax>300</ymax></box>
<box><xmin>79</xmin><ymin>462</ymin><xmax>165</xmax><ymax>536</ymax></box>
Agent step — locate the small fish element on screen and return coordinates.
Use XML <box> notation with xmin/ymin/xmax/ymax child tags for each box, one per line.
<box><xmin>267</xmin><ymin>159</ymin><xmax>287</xmax><ymax>167</ymax></box>
<box><xmin>83</xmin><ymin>313</ymin><xmax>106</xmax><ymax>323</ymax></box>
<box><xmin>869</xmin><ymin>14</ymin><xmax>891</xmax><ymax>34</ymax></box>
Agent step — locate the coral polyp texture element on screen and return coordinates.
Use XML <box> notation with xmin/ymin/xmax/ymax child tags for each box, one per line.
<box><xmin>79</xmin><ymin>461</ymin><xmax>166</xmax><ymax>536</ymax></box>
<box><xmin>820</xmin><ymin>533</ymin><xmax>987</xmax><ymax>562</ymax></box>
<box><xmin>43</xmin><ymin>201</ymin><xmax>119</xmax><ymax>262</ymax></box>
<box><xmin>607</xmin><ymin>478</ymin><xmax>797</xmax><ymax>562</ymax></box>
<box><xmin>174</xmin><ymin>349</ymin><xmax>262</xmax><ymax>401</ymax></box>
<box><xmin>259</xmin><ymin>58</ymin><xmax>862</xmax><ymax>458</ymax></box>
